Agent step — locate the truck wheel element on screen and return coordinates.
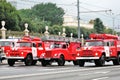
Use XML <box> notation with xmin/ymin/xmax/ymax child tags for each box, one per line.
<box><xmin>24</xmin><ymin>54</ymin><xmax>33</xmax><ymax>66</ymax></box>
<box><xmin>73</xmin><ymin>60</ymin><xmax>78</xmax><ymax>65</ymax></box>
<box><xmin>32</xmin><ymin>60</ymin><xmax>37</xmax><ymax>65</ymax></box>
<box><xmin>78</xmin><ymin>60</ymin><xmax>85</xmax><ymax>67</ymax></box>
<box><xmin>8</xmin><ymin>59</ymin><xmax>15</xmax><ymax>66</ymax></box>
<box><xmin>113</xmin><ymin>54</ymin><xmax>120</xmax><ymax>65</ymax></box>
<box><xmin>58</xmin><ymin>55</ymin><xmax>65</xmax><ymax>66</ymax></box>
<box><xmin>95</xmin><ymin>55</ymin><xmax>105</xmax><ymax>66</ymax></box>
<box><xmin>41</xmin><ymin>60</ymin><xmax>47</xmax><ymax>66</ymax></box>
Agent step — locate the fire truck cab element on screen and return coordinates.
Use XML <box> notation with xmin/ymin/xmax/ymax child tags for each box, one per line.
<box><xmin>76</xmin><ymin>34</ymin><xmax>120</xmax><ymax>66</ymax></box>
<box><xmin>0</xmin><ymin>39</ymin><xmax>18</xmax><ymax>62</ymax></box>
<box><xmin>6</xmin><ymin>36</ymin><xmax>43</xmax><ymax>66</ymax></box>
<box><xmin>40</xmin><ymin>39</ymin><xmax>81</xmax><ymax>66</ymax></box>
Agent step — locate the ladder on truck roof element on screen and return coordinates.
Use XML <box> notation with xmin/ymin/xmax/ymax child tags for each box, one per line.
<box><xmin>41</xmin><ymin>35</ymin><xmax>81</xmax><ymax>42</ymax></box>
<box><xmin>89</xmin><ymin>34</ymin><xmax>119</xmax><ymax>40</ymax></box>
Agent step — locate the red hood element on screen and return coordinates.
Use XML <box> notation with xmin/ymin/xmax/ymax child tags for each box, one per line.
<box><xmin>81</xmin><ymin>46</ymin><xmax>104</xmax><ymax>51</ymax></box>
<box><xmin>0</xmin><ymin>46</ymin><xmax>11</xmax><ymax>52</ymax></box>
<box><xmin>11</xmin><ymin>47</ymin><xmax>31</xmax><ymax>52</ymax></box>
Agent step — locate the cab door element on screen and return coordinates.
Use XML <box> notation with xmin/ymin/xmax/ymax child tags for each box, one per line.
<box><xmin>37</xmin><ymin>43</ymin><xmax>44</xmax><ymax>57</ymax></box>
<box><xmin>104</xmin><ymin>42</ymin><xmax>110</xmax><ymax>57</ymax></box>
<box><xmin>32</xmin><ymin>43</ymin><xmax>37</xmax><ymax>59</ymax></box>
<box><xmin>109</xmin><ymin>41</ymin><xmax>116</xmax><ymax>57</ymax></box>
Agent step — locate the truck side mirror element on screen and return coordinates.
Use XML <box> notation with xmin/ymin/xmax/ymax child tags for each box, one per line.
<box><xmin>107</xmin><ymin>42</ymin><xmax>109</xmax><ymax>46</ymax></box>
<box><xmin>32</xmin><ymin>43</ymin><xmax>36</xmax><ymax>47</ymax></box>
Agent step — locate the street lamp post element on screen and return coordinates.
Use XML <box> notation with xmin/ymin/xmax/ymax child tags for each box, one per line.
<box><xmin>1</xmin><ymin>21</ymin><xmax>7</xmax><ymax>39</ymax></box>
<box><xmin>112</xmin><ymin>17</ymin><xmax>115</xmax><ymax>34</ymax></box>
<box><xmin>77</xmin><ymin>0</ymin><xmax>80</xmax><ymax>39</ymax></box>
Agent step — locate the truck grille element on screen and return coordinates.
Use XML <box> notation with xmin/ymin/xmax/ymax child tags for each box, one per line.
<box><xmin>10</xmin><ymin>51</ymin><xmax>20</xmax><ymax>57</ymax></box>
<box><xmin>45</xmin><ymin>51</ymin><xmax>52</xmax><ymax>57</ymax></box>
<box><xmin>82</xmin><ymin>50</ymin><xmax>94</xmax><ymax>57</ymax></box>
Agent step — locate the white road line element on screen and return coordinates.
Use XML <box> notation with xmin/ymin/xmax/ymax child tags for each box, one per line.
<box><xmin>95</xmin><ymin>71</ymin><xmax>110</xmax><ymax>74</ymax></box>
<box><xmin>81</xmin><ymin>71</ymin><xmax>110</xmax><ymax>76</ymax></box>
<box><xmin>0</xmin><ymin>67</ymin><xmax>71</xmax><ymax>72</ymax></box>
<box><xmin>0</xmin><ymin>66</ymin><xmax>119</xmax><ymax>79</ymax></box>
<box><xmin>92</xmin><ymin>77</ymin><xmax>109</xmax><ymax>80</ymax></box>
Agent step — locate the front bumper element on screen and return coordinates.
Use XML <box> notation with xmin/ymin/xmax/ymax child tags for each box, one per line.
<box><xmin>39</xmin><ymin>58</ymin><xmax>58</xmax><ymax>61</ymax></box>
<box><xmin>0</xmin><ymin>53</ymin><xmax>6</xmax><ymax>60</ymax></box>
<box><xmin>76</xmin><ymin>57</ymin><xmax>99</xmax><ymax>60</ymax></box>
<box><xmin>6</xmin><ymin>57</ymin><xmax>24</xmax><ymax>59</ymax></box>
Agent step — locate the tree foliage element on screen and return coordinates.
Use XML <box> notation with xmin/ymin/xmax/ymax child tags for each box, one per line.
<box><xmin>0</xmin><ymin>0</ymin><xmax>21</xmax><ymax>30</ymax></box>
<box><xmin>94</xmin><ymin>18</ymin><xmax>105</xmax><ymax>33</ymax></box>
<box><xmin>32</xmin><ymin>3</ymin><xmax>64</xmax><ymax>26</ymax></box>
<box><xmin>18</xmin><ymin>3</ymin><xmax>65</xmax><ymax>33</ymax></box>
<box><xmin>0</xmin><ymin>1</ymin><xmax>114</xmax><ymax>39</ymax></box>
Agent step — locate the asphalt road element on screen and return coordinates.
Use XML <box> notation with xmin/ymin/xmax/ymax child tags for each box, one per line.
<box><xmin>0</xmin><ymin>61</ymin><xmax>120</xmax><ymax>80</ymax></box>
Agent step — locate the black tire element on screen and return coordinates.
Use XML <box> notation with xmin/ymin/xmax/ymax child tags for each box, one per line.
<box><xmin>73</xmin><ymin>60</ymin><xmax>79</xmax><ymax>65</ymax></box>
<box><xmin>113</xmin><ymin>54</ymin><xmax>120</xmax><ymax>65</ymax></box>
<box><xmin>95</xmin><ymin>55</ymin><xmax>105</xmax><ymax>66</ymax></box>
<box><xmin>24</xmin><ymin>54</ymin><xmax>33</xmax><ymax>66</ymax></box>
<box><xmin>78</xmin><ymin>60</ymin><xmax>85</xmax><ymax>67</ymax></box>
<box><xmin>41</xmin><ymin>60</ymin><xmax>48</xmax><ymax>66</ymax></box>
<box><xmin>58</xmin><ymin>55</ymin><xmax>65</xmax><ymax>66</ymax></box>
<box><xmin>8</xmin><ymin>59</ymin><xmax>15</xmax><ymax>66</ymax></box>
<box><xmin>32</xmin><ymin>60</ymin><xmax>37</xmax><ymax>65</ymax></box>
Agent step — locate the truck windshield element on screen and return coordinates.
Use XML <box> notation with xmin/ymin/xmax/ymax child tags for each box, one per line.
<box><xmin>85</xmin><ymin>41</ymin><xmax>103</xmax><ymax>46</ymax></box>
<box><xmin>17</xmin><ymin>42</ymin><xmax>31</xmax><ymax>47</ymax></box>
<box><xmin>0</xmin><ymin>41</ymin><xmax>11</xmax><ymax>46</ymax></box>
<box><xmin>44</xmin><ymin>42</ymin><xmax>61</xmax><ymax>49</ymax></box>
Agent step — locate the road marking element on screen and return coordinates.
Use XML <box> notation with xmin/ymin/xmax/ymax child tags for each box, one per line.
<box><xmin>0</xmin><ymin>66</ymin><xmax>119</xmax><ymax>79</ymax></box>
<box><xmin>81</xmin><ymin>71</ymin><xmax>110</xmax><ymax>76</ymax></box>
<box><xmin>95</xmin><ymin>71</ymin><xmax>110</xmax><ymax>74</ymax></box>
<box><xmin>92</xmin><ymin>77</ymin><xmax>109</xmax><ymax>80</ymax></box>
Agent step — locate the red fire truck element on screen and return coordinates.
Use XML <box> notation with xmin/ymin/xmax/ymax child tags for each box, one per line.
<box><xmin>6</xmin><ymin>36</ymin><xmax>43</xmax><ymax>66</ymax></box>
<box><xmin>40</xmin><ymin>38</ymin><xmax>81</xmax><ymax>66</ymax></box>
<box><xmin>76</xmin><ymin>34</ymin><xmax>120</xmax><ymax>67</ymax></box>
<box><xmin>0</xmin><ymin>39</ymin><xmax>18</xmax><ymax>62</ymax></box>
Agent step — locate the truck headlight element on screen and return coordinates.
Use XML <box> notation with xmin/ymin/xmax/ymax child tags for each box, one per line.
<box><xmin>41</xmin><ymin>53</ymin><xmax>45</xmax><ymax>57</ymax></box>
<box><xmin>54</xmin><ymin>54</ymin><xmax>58</xmax><ymax>57</ymax></box>
<box><xmin>95</xmin><ymin>53</ymin><xmax>98</xmax><ymax>56</ymax></box>
<box><xmin>77</xmin><ymin>53</ymin><xmax>80</xmax><ymax>56</ymax></box>
<box><xmin>6</xmin><ymin>52</ymin><xmax>8</xmax><ymax>55</ymax></box>
<box><xmin>21</xmin><ymin>52</ymin><xmax>24</xmax><ymax>55</ymax></box>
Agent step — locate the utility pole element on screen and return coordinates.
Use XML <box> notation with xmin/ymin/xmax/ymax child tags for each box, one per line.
<box><xmin>112</xmin><ymin>17</ymin><xmax>115</xmax><ymax>34</ymax></box>
<box><xmin>111</xmin><ymin>13</ymin><xmax>120</xmax><ymax>34</ymax></box>
<box><xmin>77</xmin><ymin>0</ymin><xmax>80</xmax><ymax>39</ymax></box>
<box><xmin>76</xmin><ymin>1</ymin><xmax>111</xmax><ymax>37</ymax></box>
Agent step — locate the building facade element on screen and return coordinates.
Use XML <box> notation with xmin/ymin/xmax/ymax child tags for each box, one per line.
<box><xmin>63</xmin><ymin>15</ymin><xmax>94</xmax><ymax>29</ymax></box>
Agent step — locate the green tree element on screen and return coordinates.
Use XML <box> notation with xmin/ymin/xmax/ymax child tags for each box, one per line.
<box><xmin>0</xmin><ymin>0</ymin><xmax>21</xmax><ymax>31</ymax></box>
<box><xmin>80</xmin><ymin>27</ymin><xmax>94</xmax><ymax>39</ymax></box>
<box><xmin>94</xmin><ymin>18</ymin><xmax>105</xmax><ymax>33</ymax></box>
<box><xmin>104</xmin><ymin>28</ymin><xmax>113</xmax><ymax>34</ymax></box>
<box><xmin>49</xmin><ymin>25</ymin><xmax>62</xmax><ymax>35</ymax></box>
<box><xmin>32</xmin><ymin>3</ymin><xmax>65</xmax><ymax>26</ymax></box>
